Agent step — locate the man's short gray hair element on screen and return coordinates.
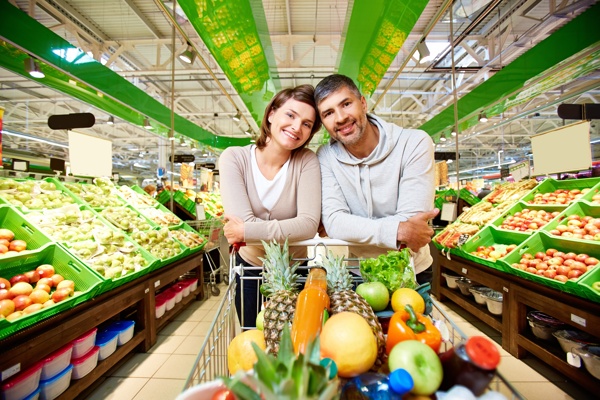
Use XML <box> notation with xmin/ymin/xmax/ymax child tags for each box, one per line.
<box><xmin>314</xmin><ymin>74</ymin><xmax>362</xmax><ymax>106</ymax></box>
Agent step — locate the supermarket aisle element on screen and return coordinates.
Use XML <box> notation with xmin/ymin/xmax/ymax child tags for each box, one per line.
<box><xmin>84</xmin><ymin>285</ymin><xmax>575</xmax><ymax>400</ymax></box>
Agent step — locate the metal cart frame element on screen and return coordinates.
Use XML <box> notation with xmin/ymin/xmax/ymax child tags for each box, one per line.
<box><xmin>182</xmin><ymin>240</ymin><xmax>525</xmax><ymax>399</ymax></box>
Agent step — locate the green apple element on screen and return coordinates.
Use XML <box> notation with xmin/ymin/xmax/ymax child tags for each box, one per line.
<box><xmin>388</xmin><ymin>340</ymin><xmax>443</xmax><ymax>396</ymax></box>
<box><xmin>592</xmin><ymin>281</ymin><xmax>600</xmax><ymax>292</ymax></box>
<box><xmin>256</xmin><ymin>309</ymin><xmax>265</xmax><ymax>331</ymax></box>
<box><xmin>355</xmin><ymin>281</ymin><xmax>390</xmax><ymax>311</ymax></box>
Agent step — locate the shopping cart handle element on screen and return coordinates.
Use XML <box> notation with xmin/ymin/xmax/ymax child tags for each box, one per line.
<box><xmin>230</xmin><ymin>242</ymin><xmax>246</xmax><ymax>253</ymax></box>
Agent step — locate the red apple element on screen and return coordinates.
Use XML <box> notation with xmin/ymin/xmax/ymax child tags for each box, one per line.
<box><xmin>571</xmin><ymin>261</ymin><xmax>588</xmax><ymax>273</ymax></box>
<box><xmin>9</xmin><ymin>282</ymin><xmax>33</xmax><ymax>297</ymax></box>
<box><xmin>0</xmin><ymin>289</ymin><xmax>12</xmax><ymax>300</ymax></box>
<box><xmin>37</xmin><ymin>278</ymin><xmax>54</xmax><ymax>288</ymax></box>
<box><xmin>568</xmin><ymin>270</ymin><xmax>583</xmax><ymax>279</ymax></box>
<box><xmin>575</xmin><ymin>254</ymin><xmax>589</xmax><ymax>262</ymax></box>
<box><xmin>24</xmin><ymin>270</ymin><xmax>39</xmax><ymax>284</ymax></box>
<box><xmin>585</xmin><ymin>257</ymin><xmax>599</xmax><ymax>266</ymax></box>
<box><xmin>0</xmin><ymin>277</ymin><xmax>10</xmax><ymax>290</ymax></box>
<box><xmin>12</xmin><ymin>295</ymin><xmax>33</xmax><ymax>311</ymax></box>
<box><xmin>8</xmin><ymin>240</ymin><xmax>27</xmax><ymax>252</ymax></box>
<box><xmin>0</xmin><ymin>299</ymin><xmax>15</xmax><ymax>317</ymax></box>
<box><xmin>50</xmin><ymin>274</ymin><xmax>64</xmax><ymax>287</ymax></box>
<box><xmin>36</xmin><ymin>264</ymin><xmax>55</xmax><ymax>279</ymax></box>
<box><xmin>535</xmin><ymin>252</ymin><xmax>546</xmax><ymax>260</ymax></box>
<box><xmin>556</xmin><ymin>265</ymin><xmax>571</xmax><ymax>276</ymax></box>
<box><xmin>0</xmin><ymin>244</ymin><xmax>8</xmax><ymax>254</ymax></box>
<box><xmin>0</xmin><ymin>229</ymin><xmax>15</xmax><ymax>242</ymax></box>
<box><xmin>555</xmin><ymin>274</ymin><xmax>570</xmax><ymax>283</ymax></box>
<box><xmin>0</xmin><ymin>239</ymin><xmax>9</xmax><ymax>247</ymax></box>
<box><xmin>543</xmin><ymin>270</ymin><xmax>557</xmax><ymax>279</ymax></box>
<box><xmin>9</xmin><ymin>274</ymin><xmax>29</xmax><ymax>286</ymax></box>
<box><xmin>35</xmin><ymin>283</ymin><xmax>51</xmax><ymax>294</ymax></box>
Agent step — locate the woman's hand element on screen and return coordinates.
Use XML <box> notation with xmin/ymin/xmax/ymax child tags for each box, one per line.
<box><xmin>223</xmin><ymin>214</ymin><xmax>245</xmax><ymax>244</ymax></box>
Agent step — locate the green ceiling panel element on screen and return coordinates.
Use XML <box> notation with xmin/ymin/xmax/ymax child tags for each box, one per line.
<box><xmin>338</xmin><ymin>0</ymin><xmax>429</xmax><ymax>97</ymax></box>
<box><xmin>0</xmin><ymin>2</ymin><xmax>249</xmax><ymax>149</ymax></box>
<box><xmin>419</xmin><ymin>2</ymin><xmax>600</xmax><ymax>139</ymax></box>
<box><xmin>178</xmin><ymin>0</ymin><xmax>280</xmax><ymax>123</ymax></box>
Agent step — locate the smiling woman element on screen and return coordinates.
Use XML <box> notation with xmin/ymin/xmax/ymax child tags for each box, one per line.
<box><xmin>218</xmin><ymin>84</ymin><xmax>323</xmax><ymax>328</ymax></box>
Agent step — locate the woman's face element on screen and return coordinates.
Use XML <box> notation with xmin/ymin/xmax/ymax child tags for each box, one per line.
<box><xmin>267</xmin><ymin>98</ymin><xmax>316</xmax><ymax>151</ymax></box>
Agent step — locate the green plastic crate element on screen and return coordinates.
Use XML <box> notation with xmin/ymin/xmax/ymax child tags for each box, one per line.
<box><xmin>580</xmin><ymin>185</ymin><xmax>600</xmax><ymax>204</ymax></box>
<box><xmin>459</xmin><ymin>188</ymin><xmax>481</xmax><ymax>206</ymax></box>
<box><xmin>128</xmin><ymin>228</ymin><xmax>189</xmax><ymax>272</ymax></box>
<box><xmin>520</xmin><ymin>177</ymin><xmax>600</xmax><ymax>207</ymax></box>
<box><xmin>490</xmin><ymin>201</ymin><xmax>563</xmax><ymax>233</ymax></box>
<box><xmin>0</xmin><ymin>205</ymin><xmax>52</xmax><ymax>252</ymax></box>
<box><xmin>137</xmin><ymin>201</ymin><xmax>183</xmax><ymax>228</ymax></box>
<box><xmin>578</xmin><ymin>266</ymin><xmax>600</xmax><ymax>303</ymax></box>
<box><xmin>129</xmin><ymin>185</ymin><xmax>160</xmax><ymax>207</ymax></box>
<box><xmin>459</xmin><ymin>225</ymin><xmax>528</xmax><ymax>272</ymax></box>
<box><xmin>99</xmin><ymin>204</ymin><xmax>158</xmax><ymax>233</ymax></box>
<box><xmin>500</xmin><ymin>231</ymin><xmax>598</xmax><ymax>299</ymax></box>
<box><xmin>0</xmin><ymin>178</ymin><xmax>80</xmax><ymax>211</ymax></box>
<box><xmin>542</xmin><ymin>201</ymin><xmax>600</xmax><ymax>242</ymax></box>
<box><xmin>0</xmin><ymin>244</ymin><xmax>104</xmax><ymax>340</ymax></box>
<box><xmin>156</xmin><ymin>190</ymin><xmax>171</xmax><ymax>205</ymax></box>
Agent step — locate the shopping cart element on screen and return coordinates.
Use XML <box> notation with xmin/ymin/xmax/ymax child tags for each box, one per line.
<box><xmin>181</xmin><ymin>239</ymin><xmax>525</xmax><ymax>399</ymax></box>
<box><xmin>186</xmin><ymin>219</ymin><xmax>228</xmax><ymax>297</ymax></box>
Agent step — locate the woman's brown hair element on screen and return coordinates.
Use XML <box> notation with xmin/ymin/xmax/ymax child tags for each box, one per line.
<box><xmin>255</xmin><ymin>84</ymin><xmax>322</xmax><ymax>152</ymax></box>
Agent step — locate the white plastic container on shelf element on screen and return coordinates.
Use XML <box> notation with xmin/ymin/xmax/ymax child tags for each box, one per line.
<box><xmin>38</xmin><ymin>364</ymin><xmax>72</xmax><ymax>400</ymax></box>
<box><xmin>169</xmin><ymin>285</ymin><xmax>183</xmax><ymax>303</ymax></box>
<box><xmin>71</xmin><ymin>346</ymin><xmax>99</xmax><ymax>380</ymax></box>
<box><xmin>105</xmin><ymin>320</ymin><xmax>135</xmax><ymax>346</ymax></box>
<box><xmin>1</xmin><ymin>362</ymin><xmax>42</xmax><ymax>400</ymax></box>
<box><xmin>22</xmin><ymin>387</ymin><xmax>40</xmax><ymax>400</ymax></box>
<box><xmin>182</xmin><ymin>278</ymin><xmax>198</xmax><ymax>293</ymax></box>
<box><xmin>155</xmin><ymin>293</ymin><xmax>167</xmax><ymax>319</ymax></box>
<box><xmin>40</xmin><ymin>344</ymin><xmax>73</xmax><ymax>381</ymax></box>
<box><xmin>95</xmin><ymin>330</ymin><xmax>119</xmax><ymax>361</ymax></box>
<box><xmin>164</xmin><ymin>289</ymin><xmax>176</xmax><ymax>311</ymax></box>
<box><xmin>71</xmin><ymin>328</ymin><xmax>97</xmax><ymax>359</ymax></box>
<box><xmin>177</xmin><ymin>281</ymin><xmax>191</xmax><ymax>297</ymax></box>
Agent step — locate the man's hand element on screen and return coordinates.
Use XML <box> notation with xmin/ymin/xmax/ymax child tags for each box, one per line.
<box><xmin>396</xmin><ymin>209</ymin><xmax>439</xmax><ymax>251</ymax></box>
<box><xmin>223</xmin><ymin>214</ymin><xmax>245</xmax><ymax>245</ymax></box>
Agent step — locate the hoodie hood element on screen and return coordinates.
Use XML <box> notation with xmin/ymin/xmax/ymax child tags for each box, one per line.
<box><xmin>329</xmin><ymin>114</ymin><xmax>402</xmax><ymax>165</ymax></box>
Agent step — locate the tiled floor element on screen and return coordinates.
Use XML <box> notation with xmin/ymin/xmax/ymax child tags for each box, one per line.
<box><xmin>84</xmin><ymin>284</ymin><xmax>579</xmax><ymax>400</ymax></box>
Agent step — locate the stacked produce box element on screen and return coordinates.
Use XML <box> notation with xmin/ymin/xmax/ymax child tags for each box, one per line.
<box><xmin>0</xmin><ymin>176</ymin><xmax>209</xmax><ymax>339</ymax></box>
<box><xmin>434</xmin><ymin>177</ymin><xmax>600</xmax><ymax>302</ymax></box>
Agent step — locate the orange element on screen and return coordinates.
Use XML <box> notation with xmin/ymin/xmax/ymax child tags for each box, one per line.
<box><xmin>391</xmin><ymin>288</ymin><xmax>425</xmax><ymax>314</ymax></box>
<box><xmin>227</xmin><ymin>329</ymin><xmax>266</xmax><ymax>375</ymax></box>
<box><xmin>320</xmin><ymin>312</ymin><xmax>378</xmax><ymax>378</ymax></box>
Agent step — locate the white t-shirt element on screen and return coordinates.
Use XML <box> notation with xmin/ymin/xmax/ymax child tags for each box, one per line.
<box><xmin>250</xmin><ymin>145</ymin><xmax>289</xmax><ymax>211</ymax></box>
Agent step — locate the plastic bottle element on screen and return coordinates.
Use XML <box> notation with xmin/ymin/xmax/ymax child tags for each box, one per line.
<box><xmin>438</xmin><ymin>336</ymin><xmax>501</xmax><ymax>396</ymax></box>
<box><xmin>340</xmin><ymin>370</ymin><xmax>414</xmax><ymax>400</ymax></box>
<box><xmin>290</xmin><ymin>267</ymin><xmax>330</xmax><ymax>354</ymax></box>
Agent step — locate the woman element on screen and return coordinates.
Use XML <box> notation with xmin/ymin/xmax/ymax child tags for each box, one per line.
<box><xmin>219</xmin><ymin>84</ymin><xmax>322</xmax><ymax>328</ymax></box>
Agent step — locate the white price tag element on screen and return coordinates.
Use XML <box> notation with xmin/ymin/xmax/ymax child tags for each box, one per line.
<box><xmin>144</xmin><ymin>288</ymin><xmax>150</xmax><ymax>294</ymax></box>
<box><xmin>1</xmin><ymin>364</ymin><xmax>20</xmax><ymax>381</ymax></box>
<box><xmin>154</xmin><ymin>280</ymin><xmax>161</xmax><ymax>288</ymax></box>
<box><xmin>567</xmin><ymin>352</ymin><xmax>582</xmax><ymax>368</ymax></box>
<box><xmin>503</xmin><ymin>287</ymin><xmax>509</xmax><ymax>292</ymax></box>
<box><xmin>570</xmin><ymin>313</ymin><xmax>586</xmax><ymax>327</ymax></box>
<box><xmin>461</xmin><ymin>268</ymin><xmax>467</xmax><ymax>274</ymax></box>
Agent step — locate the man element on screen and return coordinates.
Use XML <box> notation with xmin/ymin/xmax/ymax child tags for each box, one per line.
<box><xmin>315</xmin><ymin>74</ymin><xmax>438</xmax><ymax>283</ymax></box>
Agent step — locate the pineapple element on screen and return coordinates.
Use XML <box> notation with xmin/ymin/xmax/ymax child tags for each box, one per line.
<box><xmin>260</xmin><ymin>239</ymin><xmax>301</xmax><ymax>356</ymax></box>
<box><xmin>224</xmin><ymin>325</ymin><xmax>339</xmax><ymax>400</ymax></box>
<box><xmin>322</xmin><ymin>251</ymin><xmax>387</xmax><ymax>369</ymax></box>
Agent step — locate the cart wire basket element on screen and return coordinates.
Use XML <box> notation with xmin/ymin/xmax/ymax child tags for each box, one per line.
<box><xmin>181</xmin><ymin>240</ymin><xmax>525</xmax><ymax>399</ymax></box>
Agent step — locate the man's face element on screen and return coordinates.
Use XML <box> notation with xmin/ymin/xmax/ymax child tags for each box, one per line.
<box><xmin>317</xmin><ymin>86</ymin><xmax>368</xmax><ymax>147</ymax></box>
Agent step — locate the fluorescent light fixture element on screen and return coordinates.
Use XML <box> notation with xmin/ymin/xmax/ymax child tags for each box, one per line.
<box><xmin>24</xmin><ymin>57</ymin><xmax>45</xmax><ymax>78</ymax></box>
<box><xmin>590</xmin><ymin>138</ymin><xmax>600</xmax><ymax>144</ymax></box>
<box><xmin>479</xmin><ymin>112</ymin><xmax>488</xmax><ymax>123</ymax></box>
<box><xmin>448</xmin><ymin>159</ymin><xmax>516</xmax><ymax>176</ymax></box>
<box><xmin>244</xmin><ymin>130</ymin><xmax>252</xmax><ymax>136</ymax></box>
<box><xmin>2</xmin><ymin>129</ymin><xmax>68</xmax><ymax>148</ymax></box>
<box><xmin>440</xmin><ymin>133</ymin><xmax>447</xmax><ymax>142</ymax></box>
<box><xmin>179</xmin><ymin>44</ymin><xmax>196</xmax><ymax>64</ymax></box>
<box><xmin>168</xmin><ymin>136</ymin><xmax>175</xmax><ymax>141</ymax></box>
<box><xmin>232</xmin><ymin>111</ymin><xmax>242</xmax><ymax>122</ymax></box>
<box><xmin>451</xmin><ymin>131</ymin><xmax>457</xmax><ymax>136</ymax></box>
<box><xmin>167</xmin><ymin>171</ymin><xmax>181</xmax><ymax>177</ymax></box>
<box><xmin>416</xmin><ymin>40</ymin><xmax>432</xmax><ymax>64</ymax></box>
<box><xmin>143</xmin><ymin>117</ymin><xmax>152</xmax><ymax>129</ymax></box>
<box><xmin>447</xmin><ymin>159</ymin><xmax>453</xmax><ymax>164</ymax></box>
<box><xmin>107</xmin><ymin>116</ymin><xmax>114</xmax><ymax>125</ymax></box>
<box><xmin>133</xmin><ymin>163</ymin><xmax>148</xmax><ymax>168</ymax></box>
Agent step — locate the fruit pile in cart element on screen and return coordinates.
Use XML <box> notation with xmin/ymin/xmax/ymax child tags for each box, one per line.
<box><xmin>179</xmin><ymin>241</ymin><xmax>518</xmax><ymax>400</ymax></box>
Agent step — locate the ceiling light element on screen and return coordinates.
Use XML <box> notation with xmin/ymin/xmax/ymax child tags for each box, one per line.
<box><xmin>244</xmin><ymin>129</ymin><xmax>252</xmax><ymax>136</ymax></box>
<box><xmin>451</xmin><ymin>131</ymin><xmax>457</xmax><ymax>136</ymax></box>
<box><xmin>179</xmin><ymin>44</ymin><xmax>196</xmax><ymax>64</ymax></box>
<box><xmin>416</xmin><ymin>40</ymin><xmax>432</xmax><ymax>64</ymax></box>
<box><xmin>440</xmin><ymin>133</ymin><xmax>447</xmax><ymax>142</ymax></box>
<box><xmin>479</xmin><ymin>112</ymin><xmax>488</xmax><ymax>123</ymax></box>
<box><xmin>232</xmin><ymin>111</ymin><xmax>242</xmax><ymax>122</ymax></box>
<box><xmin>24</xmin><ymin>57</ymin><xmax>45</xmax><ymax>78</ymax></box>
<box><xmin>107</xmin><ymin>116</ymin><xmax>114</xmax><ymax>125</ymax></box>
<box><xmin>143</xmin><ymin>117</ymin><xmax>152</xmax><ymax>129</ymax></box>
<box><xmin>447</xmin><ymin>159</ymin><xmax>453</xmax><ymax>164</ymax></box>
<box><xmin>2</xmin><ymin>129</ymin><xmax>68</xmax><ymax>148</ymax></box>
<box><xmin>169</xmin><ymin>136</ymin><xmax>175</xmax><ymax>141</ymax></box>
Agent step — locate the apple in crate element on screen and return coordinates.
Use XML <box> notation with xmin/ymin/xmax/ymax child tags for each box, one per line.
<box><xmin>9</xmin><ymin>282</ymin><xmax>33</xmax><ymax>297</ymax></box>
<box><xmin>0</xmin><ymin>299</ymin><xmax>15</xmax><ymax>317</ymax></box>
<box><xmin>52</xmin><ymin>288</ymin><xmax>72</xmax><ymax>303</ymax></box>
<box><xmin>13</xmin><ymin>295</ymin><xmax>33</xmax><ymax>311</ymax></box>
<box><xmin>36</xmin><ymin>264</ymin><xmax>55</xmax><ymax>279</ymax></box>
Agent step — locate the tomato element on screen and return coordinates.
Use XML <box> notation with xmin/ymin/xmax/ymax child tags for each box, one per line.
<box><xmin>211</xmin><ymin>388</ymin><xmax>236</xmax><ymax>400</ymax></box>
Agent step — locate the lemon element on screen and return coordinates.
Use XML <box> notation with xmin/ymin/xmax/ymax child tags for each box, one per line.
<box><xmin>227</xmin><ymin>329</ymin><xmax>266</xmax><ymax>375</ymax></box>
<box><xmin>391</xmin><ymin>288</ymin><xmax>425</xmax><ymax>314</ymax></box>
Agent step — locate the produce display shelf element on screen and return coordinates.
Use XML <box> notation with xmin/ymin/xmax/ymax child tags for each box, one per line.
<box><xmin>0</xmin><ymin>244</ymin><xmax>104</xmax><ymax>340</ymax></box>
<box><xmin>459</xmin><ymin>225</ymin><xmax>528</xmax><ymax>272</ymax></box>
<box><xmin>501</xmin><ymin>231</ymin><xmax>599</xmax><ymax>300</ymax></box>
<box><xmin>0</xmin><ymin>205</ymin><xmax>52</xmax><ymax>252</ymax></box>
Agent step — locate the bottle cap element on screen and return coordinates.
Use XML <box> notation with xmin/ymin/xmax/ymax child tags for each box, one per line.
<box><xmin>320</xmin><ymin>358</ymin><xmax>337</xmax><ymax>379</ymax></box>
<box><xmin>465</xmin><ymin>336</ymin><xmax>500</xmax><ymax>370</ymax></box>
<box><xmin>389</xmin><ymin>368</ymin><xmax>413</xmax><ymax>395</ymax></box>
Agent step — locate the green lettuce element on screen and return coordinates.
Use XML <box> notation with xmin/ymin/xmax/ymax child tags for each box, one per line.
<box><xmin>359</xmin><ymin>249</ymin><xmax>417</xmax><ymax>292</ymax></box>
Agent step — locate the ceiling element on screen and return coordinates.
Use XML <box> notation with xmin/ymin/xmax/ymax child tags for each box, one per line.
<box><xmin>0</xmin><ymin>0</ymin><xmax>599</xmax><ymax>182</ymax></box>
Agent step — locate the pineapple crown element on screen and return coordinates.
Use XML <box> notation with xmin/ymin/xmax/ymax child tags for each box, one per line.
<box><xmin>223</xmin><ymin>325</ymin><xmax>339</xmax><ymax>400</ymax></box>
<box><xmin>259</xmin><ymin>239</ymin><xmax>301</xmax><ymax>297</ymax></box>
<box><xmin>321</xmin><ymin>251</ymin><xmax>354</xmax><ymax>293</ymax></box>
